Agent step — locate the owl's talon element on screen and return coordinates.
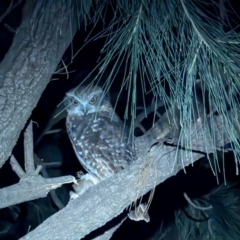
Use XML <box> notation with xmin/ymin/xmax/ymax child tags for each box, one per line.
<box><xmin>69</xmin><ymin>191</ymin><xmax>80</xmax><ymax>200</ymax></box>
<box><xmin>69</xmin><ymin>173</ymin><xmax>100</xmax><ymax>200</ymax></box>
<box><xmin>76</xmin><ymin>171</ymin><xmax>85</xmax><ymax>180</ymax></box>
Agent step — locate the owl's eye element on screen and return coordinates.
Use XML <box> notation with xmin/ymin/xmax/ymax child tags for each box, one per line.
<box><xmin>89</xmin><ymin>97</ymin><xmax>97</xmax><ymax>105</ymax></box>
<box><xmin>72</xmin><ymin>99</ymin><xmax>79</xmax><ymax>106</ymax></box>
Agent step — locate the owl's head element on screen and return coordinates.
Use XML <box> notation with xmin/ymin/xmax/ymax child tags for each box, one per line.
<box><xmin>64</xmin><ymin>85</ymin><xmax>112</xmax><ymax>115</ymax></box>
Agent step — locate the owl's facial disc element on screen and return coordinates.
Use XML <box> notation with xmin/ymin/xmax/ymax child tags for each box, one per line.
<box><xmin>65</xmin><ymin>88</ymin><xmax>107</xmax><ymax>116</ymax></box>
<box><xmin>69</xmin><ymin>96</ymin><xmax>101</xmax><ymax>115</ymax></box>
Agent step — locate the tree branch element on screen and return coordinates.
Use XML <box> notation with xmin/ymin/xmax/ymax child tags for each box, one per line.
<box><xmin>20</xmin><ymin>142</ymin><xmax>203</xmax><ymax>240</ymax></box>
<box><xmin>145</xmin><ymin>108</ymin><xmax>240</xmax><ymax>154</ymax></box>
<box><xmin>20</xmin><ymin>104</ymin><xmax>239</xmax><ymax>239</ymax></box>
<box><xmin>0</xmin><ymin>121</ymin><xmax>76</xmax><ymax>209</ymax></box>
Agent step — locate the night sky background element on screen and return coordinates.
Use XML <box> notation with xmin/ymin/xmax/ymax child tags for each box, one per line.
<box><xmin>0</xmin><ymin>1</ymin><xmax>240</xmax><ymax>239</ymax></box>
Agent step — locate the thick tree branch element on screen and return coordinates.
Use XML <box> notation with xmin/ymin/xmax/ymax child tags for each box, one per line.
<box><xmin>0</xmin><ymin>0</ymin><xmax>78</xmax><ymax>167</ymax></box>
<box><xmin>20</xmin><ymin>107</ymin><xmax>238</xmax><ymax>239</ymax></box>
<box><xmin>20</xmin><ymin>143</ymin><xmax>203</xmax><ymax>240</ymax></box>
<box><xmin>144</xmin><ymin>108</ymin><xmax>240</xmax><ymax>154</ymax></box>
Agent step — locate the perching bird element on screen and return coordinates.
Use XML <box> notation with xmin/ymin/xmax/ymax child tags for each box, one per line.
<box><xmin>64</xmin><ymin>85</ymin><xmax>150</xmax><ymax>222</ymax></box>
<box><xmin>64</xmin><ymin>85</ymin><xmax>136</xmax><ymax>183</ymax></box>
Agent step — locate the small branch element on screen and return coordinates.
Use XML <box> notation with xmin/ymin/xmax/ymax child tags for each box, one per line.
<box><xmin>4</xmin><ymin>23</ymin><xmax>17</xmax><ymax>33</ymax></box>
<box><xmin>0</xmin><ymin>0</ymin><xmax>22</xmax><ymax>22</ymax></box>
<box><xmin>10</xmin><ymin>155</ymin><xmax>26</xmax><ymax>178</ymax></box>
<box><xmin>0</xmin><ymin>121</ymin><xmax>76</xmax><ymax>209</ymax></box>
<box><xmin>0</xmin><ymin>175</ymin><xmax>75</xmax><ymax>210</ymax></box>
<box><xmin>35</xmin><ymin>104</ymin><xmax>67</xmax><ymax>146</ymax></box>
<box><xmin>35</xmin><ymin>165</ymin><xmax>43</xmax><ymax>175</ymax></box>
<box><xmin>135</xmin><ymin>99</ymin><xmax>164</xmax><ymax>125</ymax></box>
<box><xmin>61</xmin><ymin>59</ymin><xmax>69</xmax><ymax>79</ymax></box>
<box><xmin>134</xmin><ymin>99</ymin><xmax>164</xmax><ymax>133</ymax></box>
<box><xmin>24</xmin><ymin>120</ymin><xmax>35</xmax><ymax>175</ymax></box>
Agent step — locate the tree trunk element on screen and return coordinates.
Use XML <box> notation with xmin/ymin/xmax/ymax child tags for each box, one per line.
<box><xmin>0</xmin><ymin>0</ymin><xmax>77</xmax><ymax>167</ymax></box>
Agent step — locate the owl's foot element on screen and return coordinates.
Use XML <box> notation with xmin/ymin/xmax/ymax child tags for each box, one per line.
<box><xmin>69</xmin><ymin>173</ymin><xmax>99</xmax><ymax>200</ymax></box>
<box><xmin>128</xmin><ymin>203</ymin><xmax>150</xmax><ymax>223</ymax></box>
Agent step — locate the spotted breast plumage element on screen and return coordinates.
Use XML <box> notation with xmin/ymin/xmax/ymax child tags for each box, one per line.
<box><xmin>64</xmin><ymin>85</ymin><xmax>135</xmax><ymax>182</ymax></box>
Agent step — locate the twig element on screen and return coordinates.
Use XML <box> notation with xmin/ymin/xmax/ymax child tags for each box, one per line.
<box><xmin>0</xmin><ymin>121</ymin><xmax>76</xmax><ymax>210</ymax></box>
<box><xmin>0</xmin><ymin>0</ymin><xmax>22</xmax><ymax>23</ymax></box>
<box><xmin>35</xmin><ymin>105</ymin><xmax>67</xmax><ymax>146</ymax></box>
<box><xmin>24</xmin><ymin>120</ymin><xmax>35</xmax><ymax>175</ymax></box>
<box><xmin>61</xmin><ymin>59</ymin><xmax>69</xmax><ymax>79</ymax></box>
<box><xmin>134</xmin><ymin>99</ymin><xmax>164</xmax><ymax>125</ymax></box>
<box><xmin>4</xmin><ymin>23</ymin><xmax>17</xmax><ymax>33</ymax></box>
<box><xmin>10</xmin><ymin>155</ymin><xmax>26</xmax><ymax>178</ymax></box>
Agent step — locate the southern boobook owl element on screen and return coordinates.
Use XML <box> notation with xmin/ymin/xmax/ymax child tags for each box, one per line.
<box><xmin>64</xmin><ymin>85</ymin><xmax>150</xmax><ymax>222</ymax></box>
<box><xmin>65</xmin><ymin>85</ymin><xmax>135</xmax><ymax>184</ymax></box>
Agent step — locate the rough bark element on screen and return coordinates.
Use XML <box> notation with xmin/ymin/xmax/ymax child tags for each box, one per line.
<box><xmin>0</xmin><ymin>121</ymin><xmax>76</xmax><ymax>209</ymax></box>
<box><xmin>20</xmin><ymin>108</ymin><xmax>236</xmax><ymax>240</ymax></box>
<box><xmin>0</xmin><ymin>0</ymin><xmax>77</xmax><ymax>167</ymax></box>
<box><xmin>20</xmin><ymin>144</ymin><xmax>203</xmax><ymax>240</ymax></box>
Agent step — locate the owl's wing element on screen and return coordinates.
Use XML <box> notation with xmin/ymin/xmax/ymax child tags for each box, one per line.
<box><xmin>100</xmin><ymin>117</ymin><xmax>134</xmax><ymax>159</ymax></box>
<box><xmin>67</xmin><ymin>113</ymin><xmax>135</xmax><ymax>181</ymax></box>
<box><xmin>89</xmin><ymin>117</ymin><xmax>135</xmax><ymax>177</ymax></box>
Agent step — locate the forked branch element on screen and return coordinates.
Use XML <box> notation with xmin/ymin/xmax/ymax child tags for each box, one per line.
<box><xmin>20</xmin><ymin>106</ymin><xmax>237</xmax><ymax>240</ymax></box>
<box><xmin>0</xmin><ymin>121</ymin><xmax>76</xmax><ymax>209</ymax></box>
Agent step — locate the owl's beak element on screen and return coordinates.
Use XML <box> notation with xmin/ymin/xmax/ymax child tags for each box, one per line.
<box><xmin>83</xmin><ymin>106</ymin><xmax>88</xmax><ymax>115</ymax></box>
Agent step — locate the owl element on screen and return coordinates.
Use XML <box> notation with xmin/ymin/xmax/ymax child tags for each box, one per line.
<box><xmin>64</xmin><ymin>85</ymin><xmax>135</xmax><ymax>186</ymax></box>
<box><xmin>64</xmin><ymin>85</ymin><xmax>149</xmax><ymax>222</ymax></box>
